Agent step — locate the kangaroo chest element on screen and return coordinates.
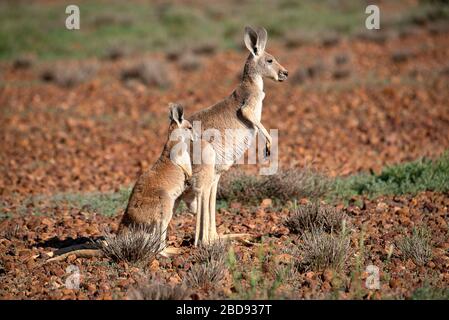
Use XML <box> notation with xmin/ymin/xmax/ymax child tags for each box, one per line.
<box><xmin>253</xmin><ymin>91</ymin><xmax>265</xmax><ymax>122</ymax></box>
<box><xmin>213</xmin><ymin>91</ymin><xmax>265</xmax><ymax>172</ymax></box>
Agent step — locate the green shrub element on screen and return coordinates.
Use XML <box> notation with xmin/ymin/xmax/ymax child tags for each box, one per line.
<box><xmin>332</xmin><ymin>152</ymin><xmax>449</xmax><ymax>200</ymax></box>
<box><xmin>411</xmin><ymin>283</ymin><xmax>449</xmax><ymax>300</ymax></box>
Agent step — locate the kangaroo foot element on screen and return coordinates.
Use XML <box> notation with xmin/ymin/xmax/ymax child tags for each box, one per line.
<box><xmin>159</xmin><ymin>246</ymin><xmax>183</xmax><ymax>257</ymax></box>
<box><xmin>218</xmin><ymin>233</ymin><xmax>252</xmax><ymax>242</ymax></box>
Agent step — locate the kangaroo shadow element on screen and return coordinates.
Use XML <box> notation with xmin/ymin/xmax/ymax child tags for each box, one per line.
<box><xmin>36</xmin><ymin>235</ymin><xmax>105</xmax><ymax>255</ymax></box>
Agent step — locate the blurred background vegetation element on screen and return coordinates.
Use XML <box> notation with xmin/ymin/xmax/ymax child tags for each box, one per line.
<box><xmin>1</xmin><ymin>0</ymin><xmax>448</xmax><ymax>60</ymax></box>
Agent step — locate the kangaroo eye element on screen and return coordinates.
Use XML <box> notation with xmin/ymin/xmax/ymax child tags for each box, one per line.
<box><xmin>267</xmin><ymin>59</ymin><xmax>273</xmax><ymax>64</ymax></box>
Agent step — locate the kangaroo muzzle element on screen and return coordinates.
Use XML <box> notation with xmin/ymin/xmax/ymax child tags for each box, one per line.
<box><xmin>278</xmin><ymin>70</ymin><xmax>288</xmax><ymax>81</ymax></box>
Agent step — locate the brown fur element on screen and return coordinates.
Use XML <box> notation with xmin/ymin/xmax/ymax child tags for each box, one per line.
<box><xmin>180</xmin><ymin>26</ymin><xmax>288</xmax><ymax>245</ymax></box>
<box><xmin>46</xmin><ymin>104</ymin><xmax>194</xmax><ymax>262</ymax></box>
<box><xmin>118</xmin><ymin>104</ymin><xmax>194</xmax><ymax>251</ymax></box>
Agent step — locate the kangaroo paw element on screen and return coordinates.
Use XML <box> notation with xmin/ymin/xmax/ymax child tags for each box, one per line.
<box><xmin>264</xmin><ymin>145</ymin><xmax>271</xmax><ymax>158</ymax></box>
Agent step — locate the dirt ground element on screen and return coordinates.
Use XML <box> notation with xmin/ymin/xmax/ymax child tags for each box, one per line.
<box><xmin>1</xmin><ymin>15</ymin><xmax>449</xmax><ymax>299</ymax></box>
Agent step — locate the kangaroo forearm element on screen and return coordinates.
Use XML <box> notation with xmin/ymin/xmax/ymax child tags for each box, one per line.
<box><xmin>254</xmin><ymin>122</ymin><xmax>271</xmax><ymax>143</ymax></box>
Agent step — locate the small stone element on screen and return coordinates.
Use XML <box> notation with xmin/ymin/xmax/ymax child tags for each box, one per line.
<box><xmin>275</xmin><ymin>253</ymin><xmax>294</xmax><ymax>265</ymax></box>
<box><xmin>87</xmin><ymin>283</ymin><xmax>96</xmax><ymax>293</ymax></box>
<box><xmin>405</xmin><ymin>259</ymin><xmax>416</xmax><ymax>270</ymax></box>
<box><xmin>150</xmin><ymin>259</ymin><xmax>159</xmax><ymax>272</ymax></box>
<box><xmin>389</xmin><ymin>279</ymin><xmax>400</xmax><ymax>288</ymax></box>
<box><xmin>169</xmin><ymin>275</ymin><xmax>181</xmax><ymax>285</ymax></box>
<box><xmin>260</xmin><ymin>198</ymin><xmax>272</xmax><ymax>208</ymax></box>
<box><xmin>61</xmin><ymin>289</ymin><xmax>74</xmax><ymax>296</ymax></box>
<box><xmin>100</xmin><ymin>283</ymin><xmax>110</xmax><ymax>292</ymax></box>
<box><xmin>52</xmin><ymin>267</ymin><xmax>65</xmax><ymax>277</ymax></box>
<box><xmin>321</xmin><ymin>281</ymin><xmax>331</xmax><ymax>290</ymax></box>
<box><xmin>305</xmin><ymin>271</ymin><xmax>315</xmax><ymax>279</ymax></box>
<box><xmin>323</xmin><ymin>269</ymin><xmax>333</xmax><ymax>282</ymax></box>
<box><xmin>376</xmin><ymin>202</ymin><xmax>388</xmax><ymax>213</ymax></box>
<box><xmin>41</xmin><ymin>218</ymin><xmax>53</xmax><ymax>227</ymax></box>
<box><xmin>230</xmin><ymin>202</ymin><xmax>241</xmax><ymax>209</ymax></box>
<box><xmin>26</xmin><ymin>259</ymin><xmax>35</xmax><ymax>269</ymax></box>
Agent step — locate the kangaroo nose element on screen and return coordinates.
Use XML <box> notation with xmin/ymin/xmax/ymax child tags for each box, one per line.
<box><xmin>278</xmin><ymin>70</ymin><xmax>288</xmax><ymax>81</ymax></box>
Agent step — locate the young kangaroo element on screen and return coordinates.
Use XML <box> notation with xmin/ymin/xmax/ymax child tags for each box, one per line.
<box><xmin>180</xmin><ymin>26</ymin><xmax>288</xmax><ymax>245</ymax></box>
<box><xmin>46</xmin><ymin>103</ymin><xmax>194</xmax><ymax>262</ymax></box>
<box><xmin>119</xmin><ymin>103</ymin><xmax>194</xmax><ymax>251</ymax></box>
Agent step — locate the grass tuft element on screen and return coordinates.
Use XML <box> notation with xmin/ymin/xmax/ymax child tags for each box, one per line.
<box><xmin>101</xmin><ymin>224</ymin><xmax>163</xmax><ymax>265</ymax></box>
<box><xmin>218</xmin><ymin>168</ymin><xmax>331</xmax><ymax>204</ymax></box>
<box><xmin>297</xmin><ymin>229</ymin><xmax>350</xmax><ymax>272</ymax></box>
<box><xmin>285</xmin><ymin>202</ymin><xmax>347</xmax><ymax>234</ymax></box>
<box><xmin>396</xmin><ymin>227</ymin><xmax>433</xmax><ymax>266</ymax></box>
<box><xmin>185</xmin><ymin>260</ymin><xmax>227</xmax><ymax>289</ymax></box>
<box><xmin>178</xmin><ymin>52</ymin><xmax>202</xmax><ymax>71</ymax></box>
<box><xmin>0</xmin><ymin>259</ymin><xmax>5</xmax><ymax>276</ymax></box>
<box><xmin>121</xmin><ymin>61</ymin><xmax>172</xmax><ymax>88</ymax></box>
<box><xmin>185</xmin><ymin>241</ymin><xmax>229</xmax><ymax>289</ymax></box>
<box><xmin>40</xmin><ymin>64</ymin><xmax>97</xmax><ymax>88</ymax></box>
<box><xmin>128</xmin><ymin>281</ymin><xmax>190</xmax><ymax>300</ymax></box>
<box><xmin>192</xmin><ymin>240</ymin><xmax>229</xmax><ymax>265</ymax></box>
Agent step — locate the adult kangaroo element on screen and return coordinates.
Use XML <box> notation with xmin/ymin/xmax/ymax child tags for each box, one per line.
<box><xmin>180</xmin><ymin>26</ymin><xmax>288</xmax><ymax>246</ymax></box>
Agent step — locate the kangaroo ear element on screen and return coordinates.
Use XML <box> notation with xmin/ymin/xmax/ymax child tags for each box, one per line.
<box><xmin>244</xmin><ymin>26</ymin><xmax>259</xmax><ymax>57</ymax></box>
<box><xmin>255</xmin><ymin>26</ymin><xmax>267</xmax><ymax>53</ymax></box>
<box><xmin>169</xmin><ymin>103</ymin><xmax>184</xmax><ymax>127</ymax></box>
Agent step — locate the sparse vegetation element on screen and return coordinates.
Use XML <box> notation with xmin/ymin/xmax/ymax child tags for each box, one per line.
<box><xmin>0</xmin><ymin>1</ymin><xmax>441</xmax><ymax>60</ymax></box>
<box><xmin>397</xmin><ymin>227</ymin><xmax>433</xmax><ymax>266</ymax></box>
<box><xmin>332</xmin><ymin>67</ymin><xmax>351</xmax><ymax>80</ymax></box>
<box><xmin>0</xmin><ymin>259</ymin><xmax>5</xmax><ymax>276</ymax></box>
<box><xmin>273</xmin><ymin>262</ymin><xmax>298</xmax><ymax>283</ymax></box>
<box><xmin>20</xmin><ymin>187</ymin><xmax>132</xmax><ymax>217</ymax></box>
<box><xmin>192</xmin><ymin>240</ymin><xmax>229</xmax><ymax>264</ymax></box>
<box><xmin>191</xmin><ymin>41</ymin><xmax>217</xmax><ymax>55</ymax></box>
<box><xmin>290</xmin><ymin>67</ymin><xmax>308</xmax><ymax>85</ymax></box>
<box><xmin>391</xmin><ymin>49</ymin><xmax>414</xmax><ymax>63</ymax></box>
<box><xmin>297</xmin><ymin>229</ymin><xmax>350</xmax><ymax>272</ymax></box>
<box><xmin>218</xmin><ymin>168</ymin><xmax>331</xmax><ymax>204</ymax></box>
<box><xmin>128</xmin><ymin>281</ymin><xmax>190</xmax><ymax>300</ymax></box>
<box><xmin>227</xmin><ymin>245</ymin><xmax>283</xmax><ymax>299</ymax></box>
<box><xmin>0</xmin><ymin>224</ymin><xmax>20</xmax><ymax>240</ymax></box>
<box><xmin>101</xmin><ymin>224</ymin><xmax>163</xmax><ymax>265</ymax></box>
<box><xmin>103</xmin><ymin>46</ymin><xmax>129</xmax><ymax>61</ymax></box>
<box><xmin>178</xmin><ymin>52</ymin><xmax>202</xmax><ymax>71</ymax></box>
<box><xmin>12</xmin><ymin>55</ymin><xmax>34</xmax><ymax>69</ymax></box>
<box><xmin>185</xmin><ymin>241</ymin><xmax>229</xmax><ymax>289</ymax></box>
<box><xmin>121</xmin><ymin>61</ymin><xmax>172</xmax><ymax>88</ymax></box>
<box><xmin>217</xmin><ymin>153</ymin><xmax>449</xmax><ymax>205</ymax></box>
<box><xmin>1</xmin><ymin>0</ymin><xmax>449</xmax><ymax>301</ymax></box>
<box><xmin>410</xmin><ymin>283</ymin><xmax>449</xmax><ymax>300</ymax></box>
<box><xmin>283</xmin><ymin>31</ymin><xmax>312</xmax><ymax>48</ymax></box>
<box><xmin>332</xmin><ymin>152</ymin><xmax>449</xmax><ymax>201</ymax></box>
<box><xmin>334</xmin><ymin>53</ymin><xmax>349</xmax><ymax>65</ymax></box>
<box><xmin>40</xmin><ymin>64</ymin><xmax>97</xmax><ymax>87</ymax></box>
<box><xmin>321</xmin><ymin>32</ymin><xmax>340</xmax><ymax>47</ymax></box>
<box><xmin>285</xmin><ymin>203</ymin><xmax>347</xmax><ymax>234</ymax></box>
<box><xmin>185</xmin><ymin>260</ymin><xmax>227</xmax><ymax>289</ymax></box>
